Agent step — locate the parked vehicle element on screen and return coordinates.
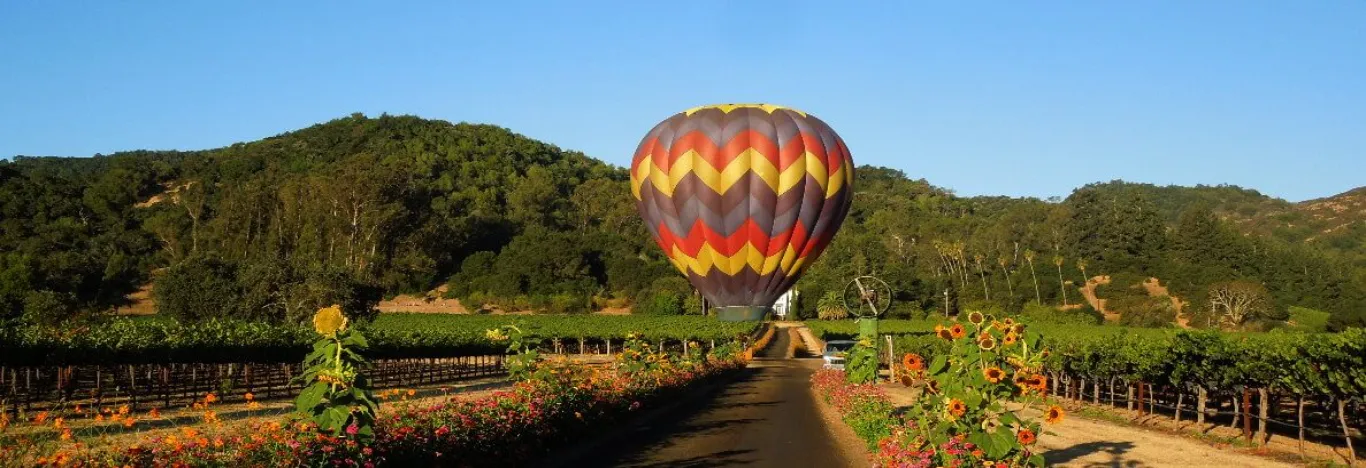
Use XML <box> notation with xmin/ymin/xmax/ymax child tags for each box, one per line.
<box><xmin>821</xmin><ymin>340</ymin><xmax>855</xmax><ymax>370</ymax></box>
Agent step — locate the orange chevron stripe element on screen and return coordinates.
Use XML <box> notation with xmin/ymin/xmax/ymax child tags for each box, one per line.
<box><xmin>656</xmin><ymin>219</ymin><xmax>812</xmax><ymax>257</ymax></box>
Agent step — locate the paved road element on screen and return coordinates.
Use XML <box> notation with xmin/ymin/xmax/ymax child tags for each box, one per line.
<box><xmin>567</xmin><ymin>328</ymin><xmax>857</xmax><ymax>468</ymax></box>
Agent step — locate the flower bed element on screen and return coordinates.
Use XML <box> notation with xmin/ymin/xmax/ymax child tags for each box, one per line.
<box><xmin>812</xmin><ymin>314</ymin><xmax>1063</xmax><ymax>468</ymax></box>
<box><xmin>16</xmin><ymin>335</ymin><xmax>748</xmax><ymax>467</ymax></box>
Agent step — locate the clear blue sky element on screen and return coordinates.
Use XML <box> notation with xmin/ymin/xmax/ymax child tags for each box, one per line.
<box><xmin>2</xmin><ymin>1</ymin><xmax>1363</xmax><ymax>202</ymax></box>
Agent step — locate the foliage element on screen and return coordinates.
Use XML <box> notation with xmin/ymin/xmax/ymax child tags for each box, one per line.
<box><xmin>817</xmin><ymin>290</ymin><xmax>848</xmax><ymax>320</ymax></box>
<box><xmin>808</xmin><ymin>319</ymin><xmax>1366</xmax><ymax>404</ymax></box>
<box><xmin>1286</xmin><ymin>306</ymin><xmax>1331</xmax><ymax>332</ymax></box>
<box><xmin>635</xmin><ymin>291</ymin><xmax>684</xmax><ymax>316</ymax></box>
<box><xmin>485</xmin><ymin>323</ymin><xmax>542</xmax><ymax>382</ymax></box>
<box><xmin>812</xmin><ymin>369</ymin><xmax>895</xmax><ymax>450</ymax></box>
<box><xmin>3</xmin><ymin>114</ymin><xmax>1363</xmax><ymax>329</ymax></box>
<box><xmin>1020</xmin><ymin>302</ymin><xmax>1101</xmax><ymax>326</ymax></box>
<box><xmin>888</xmin><ymin>314</ymin><xmax>1052</xmax><ymax>466</ymax></box>
<box><xmin>293</xmin><ymin>305</ymin><xmax>379</xmax><ymax>441</ymax></box>
<box><xmin>0</xmin><ymin>314</ymin><xmax>759</xmax><ymax>366</ymax></box>
<box><xmin>12</xmin><ymin>329</ymin><xmax>750</xmax><ymax>467</ymax></box>
<box><xmin>844</xmin><ymin>336</ymin><xmax>880</xmax><ymax>384</ymax></box>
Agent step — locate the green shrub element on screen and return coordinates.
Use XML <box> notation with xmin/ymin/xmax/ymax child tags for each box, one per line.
<box><xmin>636</xmin><ymin>291</ymin><xmax>684</xmax><ymax>315</ymax></box>
<box><xmin>682</xmin><ymin>294</ymin><xmax>704</xmax><ymax>315</ymax></box>
<box><xmin>1021</xmin><ymin>302</ymin><xmax>1104</xmax><ymax>326</ymax></box>
<box><xmin>155</xmin><ymin>256</ymin><xmax>241</xmax><ymax>322</ymax></box>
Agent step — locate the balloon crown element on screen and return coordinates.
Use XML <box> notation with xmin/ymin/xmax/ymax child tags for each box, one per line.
<box><xmin>682</xmin><ymin>103</ymin><xmax>807</xmax><ymax>117</ymax></box>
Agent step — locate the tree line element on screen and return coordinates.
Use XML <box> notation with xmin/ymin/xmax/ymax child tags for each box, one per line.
<box><xmin>1</xmin><ymin>113</ymin><xmax>1362</xmax><ymax>330</ymax></box>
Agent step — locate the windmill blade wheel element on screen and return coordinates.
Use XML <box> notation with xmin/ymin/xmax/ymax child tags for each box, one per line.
<box><xmin>842</xmin><ymin>275</ymin><xmax>892</xmax><ymax>319</ymax></box>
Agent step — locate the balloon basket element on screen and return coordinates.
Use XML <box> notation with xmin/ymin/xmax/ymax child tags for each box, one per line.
<box><xmin>714</xmin><ymin>306</ymin><xmax>770</xmax><ymax>322</ymax></box>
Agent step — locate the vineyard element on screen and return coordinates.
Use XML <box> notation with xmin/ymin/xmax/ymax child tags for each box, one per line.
<box><xmin>0</xmin><ymin>315</ymin><xmax>761</xmax><ymax>415</ymax></box>
<box><xmin>807</xmin><ymin>318</ymin><xmax>1366</xmax><ymax>458</ymax></box>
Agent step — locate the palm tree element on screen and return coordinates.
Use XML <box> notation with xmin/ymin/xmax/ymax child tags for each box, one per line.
<box><xmin>1053</xmin><ymin>254</ymin><xmax>1068</xmax><ymax>306</ymax></box>
<box><xmin>1076</xmin><ymin>258</ymin><xmax>1089</xmax><ymax>285</ymax></box>
<box><xmin>1024</xmin><ymin>249</ymin><xmax>1042</xmax><ymax>305</ymax></box>
<box><xmin>974</xmin><ymin>254</ymin><xmax>990</xmax><ymax>301</ymax></box>
<box><xmin>817</xmin><ymin>290</ymin><xmax>847</xmax><ymax>320</ymax></box>
<box><xmin>998</xmin><ymin>256</ymin><xmax>1014</xmax><ymax>299</ymax></box>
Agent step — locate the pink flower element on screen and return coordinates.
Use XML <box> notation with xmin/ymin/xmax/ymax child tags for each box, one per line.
<box><xmin>345</xmin><ymin>424</ymin><xmax>359</xmax><ymax>435</ymax></box>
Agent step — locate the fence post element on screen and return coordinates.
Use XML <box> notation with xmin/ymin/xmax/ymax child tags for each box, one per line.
<box><xmin>1257</xmin><ymin>388</ymin><xmax>1268</xmax><ymax>445</ymax></box>
<box><xmin>1242</xmin><ymin>389</ymin><xmax>1252</xmax><ymax>442</ymax></box>
<box><xmin>1339</xmin><ymin>398</ymin><xmax>1357</xmax><ymax>465</ymax></box>
<box><xmin>1297</xmin><ymin>396</ymin><xmax>1306</xmax><ymax>454</ymax></box>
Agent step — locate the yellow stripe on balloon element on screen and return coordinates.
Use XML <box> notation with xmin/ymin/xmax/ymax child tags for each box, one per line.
<box><xmin>634</xmin><ymin>148</ymin><xmax>847</xmax><ymax>200</ymax></box>
<box><xmin>670</xmin><ymin>243</ymin><xmax>805</xmax><ymax>276</ymax></box>
<box><xmin>682</xmin><ymin>103</ymin><xmax>806</xmax><ymax>117</ymax></box>
<box><xmin>826</xmin><ymin>163</ymin><xmax>847</xmax><ymax>199</ymax></box>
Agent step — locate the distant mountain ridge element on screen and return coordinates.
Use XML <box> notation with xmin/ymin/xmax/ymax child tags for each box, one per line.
<box><xmin>1076</xmin><ymin>180</ymin><xmax>1366</xmax><ymax>268</ymax></box>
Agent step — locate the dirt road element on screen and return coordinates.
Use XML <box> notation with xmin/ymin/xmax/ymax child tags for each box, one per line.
<box><xmin>568</xmin><ymin>327</ymin><xmax>859</xmax><ymax>468</ymax></box>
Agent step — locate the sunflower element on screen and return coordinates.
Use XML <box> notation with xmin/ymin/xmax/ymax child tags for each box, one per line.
<box><xmin>947</xmin><ymin>398</ymin><xmax>967</xmax><ymax>417</ymax></box>
<box><xmin>1002</xmin><ymin>317</ymin><xmax>1015</xmax><ymax>327</ymax></box>
<box><xmin>902</xmin><ymin>353</ymin><xmax>925</xmax><ymax>371</ymax></box>
<box><xmin>1017</xmin><ymin>428</ymin><xmax>1037</xmax><ymax>445</ymax></box>
<box><xmin>1031</xmin><ymin>374</ymin><xmax>1049</xmax><ymax>392</ymax></box>
<box><xmin>1003</xmin><ymin>332</ymin><xmax>1018</xmax><ymax>346</ymax></box>
<box><xmin>978</xmin><ymin>336</ymin><xmax>997</xmax><ymax>351</ymax></box>
<box><xmin>984</xmin><ymin>366</ymin><xmax>1005</xmax><ymax>383</ymax></box>
<box><xmin>968</xmin><ymin>311</ymin><xmax>985</xmax><ymax>325</ymax></box>
<box><xmin>950</xmin><ymin>323</ymin><xmax>967</xmax><ymax>339</ymax></box>
<box><xmin>312</xmin><ymin>305</ymin><xmax>347</xmax><ymax>337</ymax></box>
<box><xmin>1012</xmin><ymin>323</ymin><xmax>1026</xmax><ymax>335</ymax></box>
<box><xmin>938</xmin><ymin>327</ymin><xmax>955</xmax><ymax>340</ymax></box>
<box><xmin>1046</xmin><ymin>405</ymin><xmax>1066</xmax><ymax>424</ymax></box>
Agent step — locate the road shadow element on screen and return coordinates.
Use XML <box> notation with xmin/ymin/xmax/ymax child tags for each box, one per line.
<box><xmin>621</xmin><ymin>449</ymin><xmax>758</xmax><ymax>468</ymax></box>
<box><xmin>1044</xmin><ymin>441</ymin><xmax>1143</xmax><ymax>468</ymax></box>
<box><xmin>545</xmin><ymin>366</ymin><xmax>769</xmax><ymax>468</ymax></box>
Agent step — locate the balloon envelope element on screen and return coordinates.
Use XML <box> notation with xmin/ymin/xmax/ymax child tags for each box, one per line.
<box><xmin>630</xmin><ymin>103</ymin><xmax>855</xmax><ymax>313</ymax></box>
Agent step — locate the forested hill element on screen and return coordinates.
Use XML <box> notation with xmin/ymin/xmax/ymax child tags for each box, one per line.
<box><xmin>1079</xmin><ymin>181</ymin><xmax>1366</xmax><ymax>268</ymax></box>
<box><xmin>1</xmin><ymin>113</ymin><xmax>1363</xmax><ymax>330</ymax></box>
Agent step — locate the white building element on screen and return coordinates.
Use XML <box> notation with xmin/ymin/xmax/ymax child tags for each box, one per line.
<box><xmin>772</xmin><ymin>288</ymin><xmax>799</xmax><ymax>320</ymax></box>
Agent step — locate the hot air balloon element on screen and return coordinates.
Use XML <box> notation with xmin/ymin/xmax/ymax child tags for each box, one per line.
<box><xmin>630</xmin><ymin>103</ymin><xmax>856</xmax><ymax>321</ymax></box>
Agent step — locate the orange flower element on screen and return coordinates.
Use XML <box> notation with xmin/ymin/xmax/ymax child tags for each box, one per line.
<box><xmin>204</xmin><ymin>393</ymin><xmax>218</xmax><ymax>404</ymax></box>
<box><xmin>1017</xmin><ymin>428</ymin><xmax>1037</xmax><ymax>445</ymax></box>
<box><xmin>244</xmin><ymin>392</ymin><xmax>254</xmax><ymax>402</ymax></box>
<box><xmin>203</xmin><ymin>410</ymin><xmax>219</xmax><ymax>423</ymax></box>
<box><xmin>1046</xmin><ymin>405</ymin><xmax>1066</xmax><ymax>424</ymax></box>
<box><xmin>407</xmin><ymin>389</ymin><xmax>416</xmax><ymax>397</ymax></box>
<box><xmin>148</xmin><ymin>408</ymin><xmax>161</xmax><ymax>418</ymax></box>
<box><xmin>950</xmin><ymin>324</ymin><xmax>966</xmax><ymax>339</ymax></box>
<box><xmin>1032</xmin><ymin>374</ymin><xmax>1049</xmax><ymax>392</ymax></box>
<box><xmin>53</xmin><ymin>417</ymin><xmax>65</xmax><ymax>429</ymax></box>
<box><xmin>123</xmin><ymin>418</ymin><xmax>136</xmax><ymax>428</ymax></box>
<box><xmin>118</xmin><ymin>404</ymin><xmax>129</xmax><ymax>415</ymax></box>
<box><xmin>94</xmin><ymin>414</ymin><xmax>105</xmax><ymax>422</ymax></box>
<box><xmin>984</xmin><ymin>367</ymin><xmax>1005</xmax><ymax>383</ymax></box>
<box><xmin>937</xmin><ymin>328</ymin><xmax>954</xmax><ymax>340</ymax></box>
<box><xmin>1003</xmin><ymin>332</ymin><xmax>1018</xmax><ymax>346</ymax></box>
<box><xmin>59</xmin><ymin>428</ymin><xmax>72</xmax><ymax>441</ymax></box>
<box><xmin>947</xmin><ymin>399</ymin><xmax>967</xmax><ymax>417</ymax></box>
<box><xmin>34</xmin><ymin>411</ymin><xmax>49</xmax><ymax>424</ymax></box>
<box><xmin>902</xmin><ymin>353</ymin><xmax>925</xmax><ymax>371</ymax></box>
<box><xmin>971</xmin><ymin>449</ymin><xmax>984</xmax><ymax>458</ymax></box>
